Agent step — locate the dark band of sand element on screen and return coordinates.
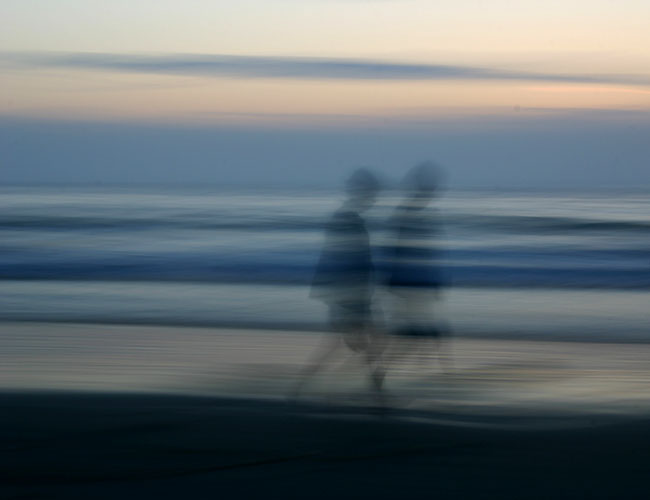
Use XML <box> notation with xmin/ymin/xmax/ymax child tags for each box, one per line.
<box><xmin>3</xmin><ymin>390</ymin><xmax>650</xmax><ymax>499</ymax></box>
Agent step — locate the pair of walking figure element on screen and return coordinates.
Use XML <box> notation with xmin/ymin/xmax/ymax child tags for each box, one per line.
<box><xmin>293</xmin><ymin>162</ymin><xmax>449</xmax><ymax>402</ymax></box>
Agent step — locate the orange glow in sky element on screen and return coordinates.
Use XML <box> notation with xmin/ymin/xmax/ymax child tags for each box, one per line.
<box><xmin>2</xmin><ymin>0</ymin><xmax>650</xmax><ymax>125</ymax></box>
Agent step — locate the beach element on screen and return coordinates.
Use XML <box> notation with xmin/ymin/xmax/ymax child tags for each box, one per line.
<box><xmin>4</xmin><ymin>390</ymin><xmax>650</xmax><ymax>499</ymax></box>
<box><xmin>3</xmin><ymin>322</ymin><xmax>650</xmax><ymax>498</ymax></box>
<box><xmin>5</xmin><ymin>0</ymin><xmax>650</xmax><ymax>494</ymax></box>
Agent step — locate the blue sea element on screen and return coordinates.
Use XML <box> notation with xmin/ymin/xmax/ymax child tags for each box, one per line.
<box><xmin>1</xmin><ymin>185</ymin><xmax>649</xmax><ymax>341</ymax></box>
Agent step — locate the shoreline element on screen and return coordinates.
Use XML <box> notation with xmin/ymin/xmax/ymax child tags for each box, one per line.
<box><xmin>4</xmin><ymin>317</ymin><xmax>650</xmax><ymax>344</ymax></box>
<box><xmin>1</xmin><ymin>283</ymin><xmax>650</xmax><ymax>342</ymax></box>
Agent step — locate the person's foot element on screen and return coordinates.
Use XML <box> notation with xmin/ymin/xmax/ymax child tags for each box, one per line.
<box><xmin>371</xmin><ymin>366</ymin><xmax>385</xmax><ymax>391</ymax></box>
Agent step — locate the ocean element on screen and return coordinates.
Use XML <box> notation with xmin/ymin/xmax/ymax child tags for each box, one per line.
<box><xmin>1</xmin><ymin>185</ymin><xmax>648</xmax><ymax>341</ymax></box>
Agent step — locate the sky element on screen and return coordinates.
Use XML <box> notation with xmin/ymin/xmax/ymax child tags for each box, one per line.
<box><xmin>2</xmin><ymin>0</ymin><xmax>650</xmax><ymax>189</ymax></box>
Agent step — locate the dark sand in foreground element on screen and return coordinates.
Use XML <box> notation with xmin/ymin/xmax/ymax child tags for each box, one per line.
<box><xmin>3</xmin><ymin>322</ymin><xmax>650</xmax><ymax>498</ymax></box>
<box><xmin>3</xmin><ymin>390</ymin><xmax>650</xmax><ymax>499</ymax></box>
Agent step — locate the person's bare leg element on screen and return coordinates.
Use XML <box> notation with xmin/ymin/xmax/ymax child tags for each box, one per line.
<box><xmin>291</xmin><ymin>333</ymin><xmax>342</xmax><ymax>399</ymax></box>
<box><xmin>332</xmin><ymin>327</ymin><xmax>387</xmax><ymax>398</ymax></box>
<box><xmin>364</xmin><ymin>329</ymin><xmax>388</xmax><ymax>399</ymax></box>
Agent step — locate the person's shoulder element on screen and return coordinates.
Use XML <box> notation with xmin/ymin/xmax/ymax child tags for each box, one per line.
<box><xmin>328</xmin><ymin>208</ymin><xmax>363</xmax><ymax>229</ymax></box>
<box><xmin>392</xmin><ymin>205</ymin><xmax>435</xmax><ymax>223</ymax></box>
<box><xmin>332</xmin><ymin>207</ymin><xmax>362</xmax><ymax>219</ymax></box>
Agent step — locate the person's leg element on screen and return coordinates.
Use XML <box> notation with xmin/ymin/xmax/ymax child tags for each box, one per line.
<box><xmin>362</xmin><ymin>323</ymin><xmax>390</xmax><ymax>397</ymax></box>
<box><xmin>292</xmin><ymin>303</ymin><xmax>356</xmax><ymax>398</ymax></box>
<box><xmin>291</xmin><ymin>332</ymin><xmax>342</xmax><ymax>398</ymax></box>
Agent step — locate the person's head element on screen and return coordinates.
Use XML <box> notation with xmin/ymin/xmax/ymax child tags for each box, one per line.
<box><xmin>345</xmin><ymin>167</ymin><xmax>380</xmax><ymax>211</ymax></box>
<box><xmin>402</xmin><ymin>161</ymin><xmax>442</xmax><ymax>206</ymax></box>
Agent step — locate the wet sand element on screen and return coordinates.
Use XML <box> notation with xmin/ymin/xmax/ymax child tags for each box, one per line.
<box><xmin>2</xmin><ymin>322</ymin><xmax>650</xmax><ymax>414</ymax></box>
<box><xmin>2</xmin><ymin>322</ymin><xmax>650</xmax><ymax>498</ymax></box>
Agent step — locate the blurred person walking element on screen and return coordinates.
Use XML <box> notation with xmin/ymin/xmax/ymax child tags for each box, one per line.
<box><xmin>380</xmin><ymin>161</ymin><xmax>452</xmax><ymax>380</ymax></box>
<box><xmin>291</xmin><ymin>168</ymin><xmax>385</xmax><ymax>401</ymax></box>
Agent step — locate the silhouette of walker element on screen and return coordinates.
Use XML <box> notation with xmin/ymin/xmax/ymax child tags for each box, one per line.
<box><xmin>380</xmin><ymin>161</ymin><xmax>452</xmax><ymax>378</ymax></box>
<box><xmin>292</xmin><ymin>168</ymin><xmax>384</xmax><ymax>400</ymax></box>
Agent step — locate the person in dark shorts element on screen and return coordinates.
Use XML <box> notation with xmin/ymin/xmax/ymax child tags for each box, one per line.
<box><xmin>381</xmin><ymin>161</ymin><xmax>451</xmax><ymax>376</ymax></box>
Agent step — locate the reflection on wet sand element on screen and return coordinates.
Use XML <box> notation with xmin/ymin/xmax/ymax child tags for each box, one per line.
<box><xmin>3</xmin><ymin>322</ymin><xmax>650</xmax><ymax>418</ymax></box>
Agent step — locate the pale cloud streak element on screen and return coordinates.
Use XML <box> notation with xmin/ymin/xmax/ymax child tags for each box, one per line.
<box><xmin>4</xmin><ymin>52</ymin><xmax>650</xmax><ymax>86</ymax></box>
